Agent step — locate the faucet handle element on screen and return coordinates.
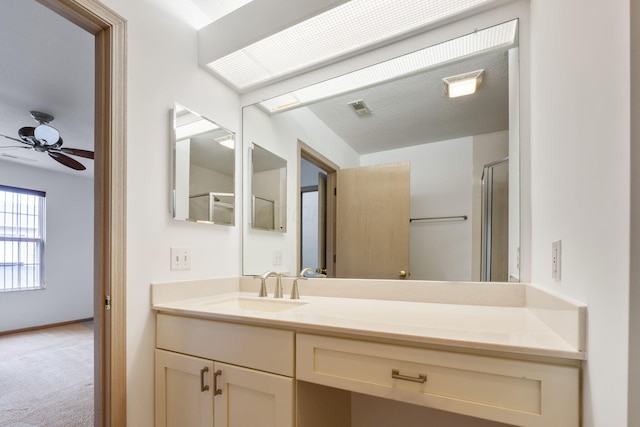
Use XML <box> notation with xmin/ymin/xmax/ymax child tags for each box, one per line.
<box><xmin>291</xmin><ymin>277</ymin><xmax>306</xmax><ymax>300</ymax></box>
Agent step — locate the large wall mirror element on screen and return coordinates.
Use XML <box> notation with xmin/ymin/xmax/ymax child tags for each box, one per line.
<box><xmin>242</xmin><ymin>18</ymin><xmax>521</xmax><ymax>282</ymax></box>
<box><xmin>171</xmin><ymin>103</ymin><xmax>236</xmax><ymax>225</ymax></box>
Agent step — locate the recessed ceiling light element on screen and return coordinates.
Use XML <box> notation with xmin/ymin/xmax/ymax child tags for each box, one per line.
<box><xmin>259</xmin><ymin>19</ymin><xmax>516</xmax><ymax>113</ymax></box>
<box><xmin>205</xmin><ymin>0</ymin><xmax>494</xmax><ymax>90</ymax></box>
<box><xmin>443</xmin><ymin>69</ymin><xmax>484</xmax><ymax>98</ymax></box>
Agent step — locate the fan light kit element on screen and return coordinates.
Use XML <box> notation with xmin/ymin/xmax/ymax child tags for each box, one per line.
<box><xmin>0</xmin><ymin>111</ymin><xmax>94</xmax><ymax>171</ymax></box>
<box><xmin>443</xmin><ymin>69</ymin><xmax>484</xmax><ymax>98</ymax></box>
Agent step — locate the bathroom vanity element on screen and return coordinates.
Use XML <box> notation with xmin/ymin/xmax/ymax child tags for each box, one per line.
<box><xmin>151</xmin><ymin>277</ymin><xmax>585</xmax><ymax>427</ymax></box>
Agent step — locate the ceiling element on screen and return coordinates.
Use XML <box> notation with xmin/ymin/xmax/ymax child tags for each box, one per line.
<box><xmin>0</xmin><ymin>0</ymin><xmax>95</xmax><ymax>177</ymax></box>
<box><xmin>285</xmin><ymin>47</ymin><xmax>510</xmax><ymax>155</ymax></box>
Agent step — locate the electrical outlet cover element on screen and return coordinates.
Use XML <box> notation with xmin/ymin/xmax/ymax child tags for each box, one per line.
<box><xmin>552</xmin><ymin>240</ymin><xmax>561</xmax><ymax>280</ymax></box>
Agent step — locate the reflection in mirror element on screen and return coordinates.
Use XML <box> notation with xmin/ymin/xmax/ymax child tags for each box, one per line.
<box><xmin>251</xmin><ymin>143</ymin><xmax>287</xmax><ymax>232</ymax></box>
<box><xmin>171</xmin><ymin>103</ymin><xmax>235</xmax><ymax>225</ymax></box>
<box><xmin>242</xmin><ymin>19</ymin><xmax>520</xmax><ymax>282</ymax></box>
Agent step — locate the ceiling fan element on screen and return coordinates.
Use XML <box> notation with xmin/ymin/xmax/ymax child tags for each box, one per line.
<box><xmin>0</xmin><ymin>111</ymin><xmax>94</xmax><ymax>171</ymax></box>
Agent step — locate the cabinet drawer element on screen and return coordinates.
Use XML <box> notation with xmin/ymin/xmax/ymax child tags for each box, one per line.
<box><xmin>157</xmin><ymin>313</ymin><xmax>294</xmax><ymax>376</ymax></box>
<box><xmin>297</xmin><ymin>334</ymin><xmax>579</xmax><ymax>427</ymax></box>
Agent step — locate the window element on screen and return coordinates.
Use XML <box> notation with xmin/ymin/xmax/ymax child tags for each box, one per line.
<box><xmin>0</xmin><ymin>185</ymin><xmax>45</xmax><ymax>291</ymax></box>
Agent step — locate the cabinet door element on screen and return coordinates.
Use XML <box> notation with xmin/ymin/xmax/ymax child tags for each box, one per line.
<box><xmin>213</xmin><ymin>362</ymin><xmax>294</xmax><ymax>427</ymax></box>
<box><xmin>155</xmin><ymin>349</ymin><xmax>214</xmax><ymax>427</ymax></box>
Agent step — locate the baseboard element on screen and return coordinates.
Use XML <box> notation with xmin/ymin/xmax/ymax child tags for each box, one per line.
<box><xmin>0</xmin><ymin>317</ymin><xmax>94</xmax><ymax>336</ymax></box>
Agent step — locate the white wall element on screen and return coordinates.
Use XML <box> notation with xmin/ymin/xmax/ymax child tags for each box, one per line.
<box><xmin>189</xmin><ymin>164</ymin><xmax>234</xmax><ymax>194</ymax></box>
<box><xmin>362</xmin><ymin>137</ymin><xmax>474</xmax><ymax>282</ymax></box>
<box><xmin>0</xmin><ymin>161</ymin><xmax>93</xmax><ymax>332</ymax></box>
<box><xmin>528</xmin><ymin>1</ymin><xmax>630</xmax><ymax>426</ymax></box>
<box><xmin>97</xmin><ymin>1</ymin><xmax>241</xmax><ymax>425</ymax></box>
<box><xmin>88</xmin><ymin>0</ymin><xmax>632</xmax><ymax>425</ymax></box>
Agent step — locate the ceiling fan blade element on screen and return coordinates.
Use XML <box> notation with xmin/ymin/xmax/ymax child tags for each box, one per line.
<box><xmin>47</xmin><ymin>151</ymin><xmax>86</xmax><ymax>171</ymax></box>
<box><xmin>59</xmin><ymin>147</ymin><xmax>94</xmax><ymax>159</ymax></box>
<box><xmin>0</xmin><ymin>145</ymin><xmax>31</xmax><ymax>150</ymax></box>
<box><xmin>18</xmin><ymin>126</ymin><xmax>35</xmax><ymax>139</ymax></box>
<box><xmin>1</xmin><ymin>133</ymin><xmax>25</xmax><ymax>143</ymax></box>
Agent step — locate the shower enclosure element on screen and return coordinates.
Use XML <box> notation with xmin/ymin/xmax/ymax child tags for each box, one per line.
<box><xmin>481</xmin><ymin>157</ymin><xmax>509</xmax><ymax>282</ymax></box>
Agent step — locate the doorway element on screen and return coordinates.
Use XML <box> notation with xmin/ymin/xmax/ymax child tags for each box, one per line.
<box><xmin>37</xmin><ymin>0</ymin><xmax>127</xmax><ymax>425</ymax></box>
<box><xmin>300</xmin><ymin>158</ymin><xmax>327</xmax><ymax>274</ymax></box>
<box><xmin>298</xmin><ymin>142</ymin><xmax>337</xmax><ymax>277</ymax></box>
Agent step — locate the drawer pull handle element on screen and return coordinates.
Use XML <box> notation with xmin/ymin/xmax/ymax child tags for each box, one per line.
<box><xmin>213</xmin><ymin>369</ymin><xmax>223</xmax><ymax>395</ymax></box>
<box><xmin>392</xmin><ymin>369</ymin><xmax>427</xmax><ymax>384</ymax></box>
<box><xmin>200</xmin><ymin>367</ymin><xmax>210</xmax><ymax>392</ymax></box>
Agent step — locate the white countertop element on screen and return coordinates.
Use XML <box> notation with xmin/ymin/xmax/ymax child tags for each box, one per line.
<box><xmin>152</xmin><ymin>288</ymin><xmax>586</xmax><ymax>361</ymax></box>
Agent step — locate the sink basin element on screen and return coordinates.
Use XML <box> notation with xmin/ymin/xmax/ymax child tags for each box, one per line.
<box><xmin>201</xmin><ymin>297</ymin><xmax>308</xmax><ymax>313</ymax></box>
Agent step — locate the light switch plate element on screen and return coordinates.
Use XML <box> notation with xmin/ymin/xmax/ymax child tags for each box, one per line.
<box><xmin>273</xmin><ymin>250</ymin><xmax>283</xmax><ymax>266</ymax></box>
<box><xmin>552</xmin><ymin>240</ymin><xmax>561</xmax><ymax>280</ymax></box>
<box><xmin>171</xmin><ymin>247</ymin><xmax>191</xmax><ymax>270</ymax></box>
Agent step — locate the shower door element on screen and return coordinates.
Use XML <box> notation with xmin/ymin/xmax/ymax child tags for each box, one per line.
<box><xmin>481</xmin><ymin>158</ymin><xmax>509</xmax><ymax>282</ymax></box>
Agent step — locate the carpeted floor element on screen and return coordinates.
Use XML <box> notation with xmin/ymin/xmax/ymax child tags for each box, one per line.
<box><xmin>0</xmin><ymin>321</ymin><xmax>94</xmax><ymax>427</ymax></box>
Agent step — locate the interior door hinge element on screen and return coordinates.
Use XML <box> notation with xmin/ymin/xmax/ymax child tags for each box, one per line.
<box><xmin>334</xmin><ymin>187</ymin><xmax>337</xmax><ymax>196</ymax></box>
<box><xmin>105</xmin><ymin>295</ymin><xmax>111</xmax><ymax>310</ymax></box>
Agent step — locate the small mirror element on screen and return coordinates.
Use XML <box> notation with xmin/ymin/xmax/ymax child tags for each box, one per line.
<box><xmin>171</xmin><ymin>103</ymin><xmax>235</xmax><ymax>225</ymax></box>
<box><xmin>251</xmin><ymin>143</ymin><xmax>287</xmax><ymax>232</ymax></box>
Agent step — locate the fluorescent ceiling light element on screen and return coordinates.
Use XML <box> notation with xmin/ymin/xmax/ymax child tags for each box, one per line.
<box><xmin>259</xmin><ymin>19</ymin><xmax>517</xmax><ymax>113</ymax></box>
<box><xmin>175</xmin><ymin>119</ymin><xmax>219</xmax><ymax>140</ymax></box>
<box><xmin>207</xmin><ymin>0</ymin><xmax>492</xmax><ymax>90</ymax></box>
<box><xmin>443</xmin><ymin>69</ymin><xmax>484</xmax><ymax>98</ymax></box>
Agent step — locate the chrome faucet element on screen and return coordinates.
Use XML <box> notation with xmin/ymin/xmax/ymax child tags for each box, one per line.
<box><xmin>299</xmin><ymin>267</ymin><xmax>315</xmax><ymax>278</ymax></box>
<box><xmin>291</xmin><ymin>268</ymin><xmax>314</xmax><ymax>300</ymax></box>
<box><xmin>258</xmin><ymin>271</ymin><xmax>283</xmax><ymax>298</ymax></box>
<box><xmin>291</xmin><ymin>277</ymin><xmax>306</xmax><ymax>300</ymax></box>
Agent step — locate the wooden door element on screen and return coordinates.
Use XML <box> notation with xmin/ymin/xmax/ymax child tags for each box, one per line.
<box><xmin>155</xmin><ymin>349</ymin><xmax>214</xmax><ymax>427</ymax></box>
<box><xmin>335</xmin><ymin>162</ymin><xmax>410</xmax><ymax>279</ymax></box>
<box><xmin>213</xmin><ymin>362</ymin><xmax>294</xmax><ymax>427</ymax></box>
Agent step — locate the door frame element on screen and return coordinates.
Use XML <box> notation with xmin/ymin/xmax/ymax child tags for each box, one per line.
<box><xmin>36</xmin><ymin>0</ymin><xmax>127</xmax><ymax>425</ymax></box>
<box><xmin>297</xmin><ymin>141</ymin><xmax>337</xmax><ymax>277</ymax></box>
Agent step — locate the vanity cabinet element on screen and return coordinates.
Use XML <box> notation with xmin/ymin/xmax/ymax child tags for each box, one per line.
<box><xmin>155</xmin><ymin>349</ymin><xmax>214</xmax><ymax>426</ymax></box>
<box><xmin>153</xmin><ymin>303</ymin><xmax>582</xmax><ymax>427</ymax></box>
<box><xmin>297</xmin><ymin>333</ymin><xmax>580</xmax><ymax>427</ymax></box>
<box><xmin>154</xmin><ymin>314</ymin><xmax>295</xmax><ymax>427</ymax></box>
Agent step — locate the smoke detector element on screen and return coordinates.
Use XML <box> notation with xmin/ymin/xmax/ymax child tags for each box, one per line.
<box><xmin>348</xmin><ymin>100</ymin><xmax>373</xmax><ymax>117</ymax></box>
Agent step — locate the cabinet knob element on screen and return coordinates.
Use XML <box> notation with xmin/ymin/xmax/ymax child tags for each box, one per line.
<box><xmin>399</xmin><ymin>270</ymin><xmax>408</xmax><ymax>279</ymax></box>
